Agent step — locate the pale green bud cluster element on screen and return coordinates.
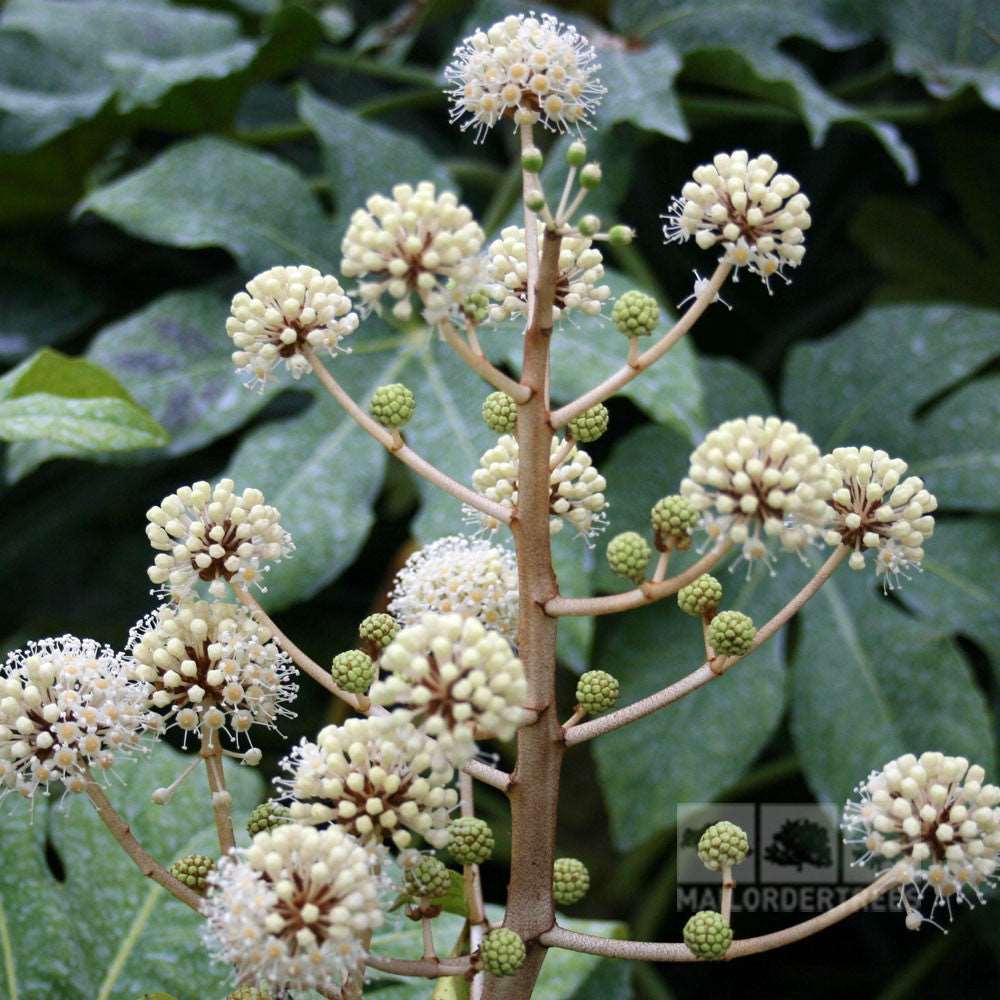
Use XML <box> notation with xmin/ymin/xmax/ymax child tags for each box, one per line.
<box><xmin>359</xmin><ymin>612</ymin><xmax>400</xmax><ymax>649</ymax></box>
<box><xmin>651</xmin><ymin>494</ymin><xmax>698</xmax><ymax>551</ymax></box>
<box><xmin>371</xmin><ymin>383</ymin><xmax>415</xmax><ymax>429</ymax></box>
<box><xmin>405</xmin><ymin>855</ymin><xmax>452</xmax><ymax>899</ymax></box>
<box><xmin>708</xmin><ymin>611</ymin><xmax>756</xmax><ymax>657</ymax></box>
<box><xmin>553</xmin><ymin>857</ymin><xmax>590</xmax><ymax>905</ymax></box>
<box><xmin>169</xmin><ymin>854</ymin><xmax>215</xmax><ymax>894</ymax></box>
<box><xmin>606</xmin><ymin>531</ymin><xmax>651</xmax><ymax>583</ymax></box>
<box><xmin>697</xmin><ymin>820</ymin><xmax>750</xmax><ymax>870</ymax></box>
<box><xmin>480</xmin><ymin>928</ymin><xmax>527</xmax><ymax>976</ymax></box>
<box><xmin>576</xmin><ymin>670</ymin><xmax>619</xmax><ymax>714</ymax></box>
<box><xmin>330</xmin><ymin>649</ymin><xmax>376</xmax><ymax>694</ymax></box>
<box><xmin>448</xmin><ymin>816</ymin><xmax>495</xmax><ymax>865</ymax></box>
<box><xmin>568</xmin><ymin>403</ymin><xmax>609</xmax><ymax>444</ymax></box>
<box><xmin>677</xmin><ymin>574</ymin><xmax>723</xmax><ymax>617</ymax></box>
<box><xmin>462</xmin><ymin>289</ymin><xmax>491</xmax><ymax>324</ymax></box>
<box><xmin>482</xmin><ymin>391</ymin><xmax>518</xmax><ymax>434</ymax></box>
<box><xmin>228</xmin><ymin>988</ymin><xmax>271</xmax><ymax>1000</ymax></box>
<box><xmin>683</xmin><ymin>910</ymin><xmax>732</xmax><ymax>960</ymax></box>
<box><xmin>247</xmin><ymin>800</ymin><xmax>291</xmax><ymax>837</ymax></box>
<box><xmin>612</xmin><ymin>289</ymin><xmax>659</xmax><ymax>338</ymax></box>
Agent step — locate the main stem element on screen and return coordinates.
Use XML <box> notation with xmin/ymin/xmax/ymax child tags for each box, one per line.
<box><xmin>486</xmin><ymin>226</ymin><xmax>564</xmax><ymax>999</ymax></box>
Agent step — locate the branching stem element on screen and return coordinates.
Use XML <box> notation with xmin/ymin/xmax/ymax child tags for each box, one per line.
<box><xmin>438</xmin><ymin>318</ymin><xmax>530</xmax><ymax>401</ymax></box>
<box><xmin>200</xmin><ymin>730</ymin><xmax>235</xmax><ymax>855</ymax></box>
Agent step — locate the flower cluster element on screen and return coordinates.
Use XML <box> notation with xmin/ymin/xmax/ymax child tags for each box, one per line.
<box><xmin>202</xmin><ymin>823</ymin><xmax>382</xmax><ymax>993</ymax></box>
<box><xmin>484</xmin><ymin>225</ymin><xmax>609</xmax><ymax>321</ymax></box>
<box><xmin>662</xmin><ymin>150</ymin><xmax>810</xmax><ymax>290</ymax></box>
<box><xmin>843</xmin><ymin>752</ymin><xmax>1000</xmax><ymax>926</ymax></box>
<box><xmin>387</xmin><ymin>536</ymin><xmax>518</xmax><ymax>645</ymax></box>
<box><xmin>445</xmin><ymin>12</ymin><xmax>605</xmax><ymax>141</ymax></box>
<box><xmin>823</xmin><ymin>447</ymin><xmax>936</xmax><ymax>588</ymax></box>
<box><xmin>226</xmin><ymin>266</ymin><xmax>358</xmax><ymax>389</ymax></box>
<box><xmin>372</xmin><ymin>613</ymin><xmax>528</xmax><ymax>765</ymax></box>
<box><xmin>0</xmin><ymin>636</ymin><xmax>154</xmax><ymax>798</ymax></box>
<box><xmin>471</xmin><ymin>434</ymin><xmax>608</xmax><ymax>539</ymax></box>
<box><xmin>279</xmin><ymin>715</ymin><xmax>458</xmax><ymax>850</ymax></box>
<box><xmin>340</xmin><ymin>182</ymin><xmax>484</xmax><ymax>322</ymax></box>
<box><xmin>127</xmin><ymin>600</ymin><xmax>296</xmax><ymax>746</ymax></box>
<box><xmin>681</xmin><ymin>416</ymin><xmax>837</xmax><ymax>568</ymax></box>
<box><xmin>146</xmin><ymin>479</ymin><xmax>293</xmax><ymax>599</ymax></box>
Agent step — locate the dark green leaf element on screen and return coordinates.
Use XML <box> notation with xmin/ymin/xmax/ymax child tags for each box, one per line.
<box><xmin>597</xmin><ymin>41</ymin><xmax>688</xmax><ymax>142</ymax></box>
<box><xmin>696</xmin><ymin>356</ymin><xmax>775</xmax><ymax>431</ymax></box>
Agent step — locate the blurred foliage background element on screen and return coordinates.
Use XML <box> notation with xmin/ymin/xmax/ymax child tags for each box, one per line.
<box><xmin>1</xmin><ymin>0</ymin><xmax>999</xmax><ymax>998</ymax></box>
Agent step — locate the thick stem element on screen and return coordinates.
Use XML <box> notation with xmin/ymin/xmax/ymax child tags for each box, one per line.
<box><xmin>484</xmin><ymin>227</ymin><xmax>565</xmax><ymax>1000</ymax></box>
<box><xmin>550</xmin><ymin>262</ymin><xmax>732</xmax><ymax>428</ymax></box>
<box><xmin>460</xmin><ymin>773</ymin><xmax>488</xmax><ymax>928</ymax></box>
<box><xmin>539</xmin><ymin>871</ymin><xmax>899</xmax><ymax>961</ymax></box>
<box><xmin>84</xmin><ymin>775</ymin><xmax>203</xmax><ymax>912</ymax></box>
<box><xmin>363</xmin><ymin>954</ymin><xmax>472</xmax><ymax>977</ymax></box>
<box><xmin>721</xmin><ymin>864</ymin><xmax>734</xmax><ymax>924</ymax></box>
<box><xmin>200</xmin><ymin>729</ymin><xmax>236</xmax><ymax>855</ymax></box>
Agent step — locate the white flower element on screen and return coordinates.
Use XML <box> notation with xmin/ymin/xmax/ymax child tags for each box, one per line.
<box><xmin>822</xmin><ymin>447</ymin><xmax>936</xmax><ymax>588</ymax></box>
<box><xmin>484</xmin><ymin>225</ymin><xmax>610</xmax><ymax>322</ymax></box>
<box><xmin>843</xmin><ymin>752</ymin><xmax>1000</xmax><ymax>927</ymax></box>
<box><xmin>227</xmin><ymin>265</ymin><xmax>358</xmax><ymax>389</ymax></box>
<box><xmin>278</xmin><ymin>715</ymin><xmax>458</xmax><ymax>851</ymax></box>
<box><xmin>388</xmin><ymin>535</ymin><xmax>518</xmax><ymax>645</ymax></box>
<box><xmin>445</xmin><ymin>12</ymin><xmax>605</xmax><ymax>141</ymax></box>
<box><xmin>0</xmin><ymin>636</ymin><xmax>154</xmax><ymax>798</ymax></box>
<box><xmin>127</xmin><ymin>600</ymin><xmax>296</xmax><ymax>747</ymax></box>
<box><xmin>470</xmin><ymin>434</ymin><xmax>608</xmax><ymax>540</ymax></box>
<box><xmin>340</xmin><ymin>182</ymin><xmax>485</xmax><ymax>322</ymax></box>
<box><xmin>372</xmin><ymin>613</ymin><xmax>528</xmax><ymax>766</ymax></box>
<box><xmin>146</xmin><ymin>479</ymin><xmax>293</xmax><ymax>599</ymax></box>
<box><xmin>680</xmin><ymin>416</ymin><xmax>838</xmax><ymax>569</ymax></box>
<box><xmin>202</xmin><ymin>823</ymin><xmax>382</xmax><ymax>993</ymax></box>
<box><xmin>662</xmin><ymin>150</ymin><xmax>811</xmax><ymax>291</ymax></box>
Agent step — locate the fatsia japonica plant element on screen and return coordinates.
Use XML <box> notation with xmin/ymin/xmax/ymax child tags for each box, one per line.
<box><xmin>2</xmin><ymin>10</ymin><xmax>996</xmax><ymax>1000</ymax></box>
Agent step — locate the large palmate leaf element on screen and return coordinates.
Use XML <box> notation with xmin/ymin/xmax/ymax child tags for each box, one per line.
<box><xmin>0</xmin><ymin>742</ymin><xmax>263</xmax><ymax>1000</ymax></box>
<box><xmin>782</xmin><ymin>302</ymin><xmax>1000</xmax><ymax>510</ymax></box>
<box><xmin>78</xmin><ymin>137</ymin><xmax>340</xmax><ymax>274</ymax></box>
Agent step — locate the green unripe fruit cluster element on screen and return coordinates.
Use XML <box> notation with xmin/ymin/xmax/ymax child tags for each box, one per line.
<box><xmin>698</xmin><ymin>820</ymin><xmax>750</xmax><ymax>871</ymax></box>
<box><xmin>612</xmin><ymin>289</ymin><xmax>659</xmax><ymax>338</ymax></box>
<box><xmin>448</xmin><ymin>816</ymin><xmax>495</xmax><ymax>865</ymax></box>
<box><xmin>576</xmin><ymin>670</ymin><xmax>619</xmax><ymax>715</ymax></box>
<box><xmin>683</xmin><ymin>910</ymin><xmax>732</xmax><ymax>960</ymax></box>
<box><xmin>330</xmin><ymin>649</ymin><xmax>376</xmax><ymax>694</ymax></box>
<box><xmin>553</xmin><ymin>857</ymin><xmax>590</xmax><ymax>906</ymax></box>
<box><xmin>359</xmin><ymin>612</ymin><xmax>399</xmax><ymax>648</ymax></box>
<box><xmin>708</xmin><ymin>610</ymin><xmax>756</xmax><ymax>657</ymax></box>
<box><xmin>480</xmin><ymin>928</ymin><xmax>527</xmax><ymax>976</ymax></box>
<box><xmin>608</xmin><ymin>224</ymin><xmax>634</xmax><ymax>246</ymax></box>
<box><xmin>580</xmin><ymin>163</ymin><xmax>602</xmax><ymax>188</ymax></box>
<box><xmin>566</xmin><ymin>140</ymin><xmax>588</xmax><ymax>167</ymax></box>
<box><xmin>247</xmin><ymin>800</ymin><xmax>291</xmax><ymax>837</ymax></box>
<box><xmin>568</xmin><ymin>403</ymin><xmax>609</xmax><ymax>444</ymax></box>
<box><xmin>677</xmin><ymin>574</ymin><xmax>723</xmax><ymax>617</ymax></box>
<box><xmin>463</xmin><ymin>290</ymin><xmax>491</xmax><ymax>324</ymax></box>
<box><xmin>577</xmin><ymin>213</ymin><xmax>601</xmax><ymax>237</ymax></box>
<box><xmin>405</xmin><ymin>855</ymin><xmax>452</xmax><ymax>899</ymax></box>
<box><xmin>606</xmin><ymin>531</ymin><xmax>651</xmax><ymax>584</ymax></box>
<box><xmin>370</xmin><ymin>383</ymin><xmax>415</xmax><ymax>428</ymax></box>
<box><xmin>650</xmin><ymin>494</ymin><xmax>698</xmax><ymax>550</ymax></box>
<box><xmin>482</xmin><ymin>391</ymin><xmax>518</xmax><ymax>434</ymax></box>
<box><xmin>521</xmin><ymin>146</ymin><xmax>544</xmax><ymax>173</ymax></box>
<box><xmin>228</xmin><ymin>988</ymin><xmax>271</xmax><ymax>1000</ymax></box>
<box><xmin>168</xmin><ymin>854</ymin><xmax>214</xmax><ymax>893</ymax></box>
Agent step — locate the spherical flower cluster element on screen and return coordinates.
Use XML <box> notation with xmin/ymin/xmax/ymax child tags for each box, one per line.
<box><xmin>553</xmin><ymin>857</ymin><xmax>590</xmax><ymax>906</ymax></box>
<box><xmin>575</xmin><ymin>670</ymin><xmax>619</xmax><ymax>715</ymax></box>
<box><xmin>662</xmin><ymin>150</ymin><xmax>811</xmax><ymax>291</ymax></box>
<box><xmin>358</xmin><ymin>613</ymin><xmax>399</xmax><ymax>650</ymax></box>
<box><xmin>681</xmin><ymin>417</ymin><xmax>838</xmax><ymax>568</ymax></box>
<box><xmin>471</xmin><ymin>434</ymin><xmax>608</xmax><ymax>540</ymax></box>
<box><xmin>479</xmin><ymin>927</ymin><xmax>527</xmax><ymax>976</ymax></box>
<box><xmin>169</xmin><ymin>854</ymin><xmax>215</xmax><ymax>893</ymax></box>
<box><xmin>448</xmin><ymin>816</ymin><xmax>495</xmax><ymax>865</ymax></box>
<box><xmin>0</xmin><ymin>636</ymin><xmax>154</xmax><ymax>798</ymax></box>
<box><xmin>650</xmin><ymin>495</ymin><xmax>698</xmax><ymax>551</ymax></box>
<box><xmin>445</xmin><ymin>13</ymin><xmax>605</xmax><ymax>141</ymax></box>
<box><xmin>340</xmin><ymin>182</ymin><xmax>484</xmax><ymax>322</ymax></box>
<box><xmin>330</xmin><ymin>651</ymin><xmax>376</xmax><ymax>696</ymax></box>
<box><xmin>484</xmin><ymin>226</ymin><xmax>610</xmax><ymax>322</ymax></box>
<box><xmin>568</xmin><ymin>402</ymin><xmax>608</xmax><ymax>443</ymax></box>
<box><xmin>822</xmin><ymin>446</ymin><xmax>936</xmax><ymax>588</ymax></box>
<box><xmin>677</xmin><ymin>574</ymin><xmax>723</xmax><ymax>617</ymax></box>
<box><xmin>842</xmin><ymin>752</ymin><xmax>1000</xmax><ymax>925</ymax></box>
<box><xmin>404</xmin><ymin>855</ymin><xmax>452</xmax><ymax>899</ymax></box>
<box><xmin>482</xmin><ymin>391</ymin><xmax>518</xmax><ymax>434</ymax></box>
<box><xmin>606</xmin><ymin>531</ymin><xmax>651</xmax><ymax>584</ymax></box>
<box><xmin>707</xmin><ymin>611</ymin><xmax>756</xmax><ymax>658</ymax></box>
<box><xmin>127</xmin><ymin>600</ymin><xmax>296</xmax><ymax>746</ymax></box>
<box><xmin>202</xmin><ymin>823</ymin><xmax>382</xmax><ymax>994</ymax></box>
<box><xmin>370</xmin><ymin>383</ymin><xmax>415</xmax><ymax>429</ymax></box>
<box><xmin>388</xmin><ymin>536</ymin><xmax>519</xmax><ymax>645</ymax></box>
<box><xmin>146</xmin><ymin>480</ymin><xmax>293</xmax><ymax>599</ymax></box>
<box><xmin>372</xmin><ymin>613</ymin><xmax>528</xmax><ymax>766</ymax></box>
<box><xmin>697</xmin><ymin>821</ymin><xmax>750</xmax><ymax>871</ymax></box>
<box><xmin>611</xmin><ymin>289</ymin><xmax>659</xmax><ymax>338</ymax></box>
<box><xmin>227</xmin><ymin>266</ymin><xmax>358</xmax><ymax>389</ymax></box>
<box><xmin>683</xmin><ymin>910</ymin><xmax>732</xmax><ymax>960</ymax></box>
<box><xmin>248</xmin><ymin>800</ymin><xmax>291</xmax><ymax>837</ymax></box>
<box><xmin>279</xmin><ymin>715</ymin><xmax>458</xmax><ymax>850</ymax></box>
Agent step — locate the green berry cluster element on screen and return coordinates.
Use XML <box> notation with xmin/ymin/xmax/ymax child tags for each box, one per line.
<box><xmin>359</xmin><ymin>612</ymin><xmax>399</xmax><ymax>648</ymax></box>
<box><xmin>463</xmin><ymin>289</ymin><xmax>491</xmax><ymax>324</ymax></box>
<box><xmin>576</xmin><ymin>670</ymin><xmax>619</xmax><ymax>715</ymax></box>
<box><xmin>247</xmin><ymin>800</ymin><xmax>291</xmax><ymax>837</ymax></box>
<box><xmin>606</xmin><ymin>531</ymin><xmax>651</xmax><ymax>584</ymax></box>
<box><xmin>612</xmin><ymin>290</ymin><xmax>659</xmax><ymax>338</ymax></box>
<box><xmin>168</xmin><ymin>854</ymin><xmax>214</xmax><ymax>893</ymax></box>
<box><xmin>331</xmin><ymin>649</ymin><xmax>376</xmax><ymax>694</ymax></box>
<box><xmin>708</xmin><ymin>611</ymin><xmax>756</xmax><ymax>657</ymax></box>
<box><xmin>650</xmin><ymin>495</ymin><xmax>698</xmax><ymax>550</ymax></box>
<box><xmin>683</xmin><ymin>910</ymin><xmax>732</xmax><ymax>960</ymax></box>
<box><xmin>677</xmin><ymin>574</ymin><xmax>723</xmax><ymax>617</ymax></box>
<box><xmin>568</xmin><ymin>403</ymin><xmax>609</xmax><ymax>444</ymax></box>
<box><xmin>697</xmin><ymin>820</ymin><xmax>750</xmax><ymax>871</ymax></box>
<box><xmin>553</xmin><ymin>857</ymin><xmax>590</xmax><ymax>906</ymax></box>
<box><xmin>480</xmin><ymin>928</ymin><xmax>527</xmax><ymax>976</ymax></box>
<box><xmin>448</xmin><ymin>816</ymin><xmax>495</xmax><ymax>865</ymax></box>
<box><xmin>482</xmin><ymin>391</ymin><xmax>518</xmax><ymax>434</ymax></box>
<box><xmin>405</xmin><ymin>855</ymin><xmax>452</xmax><ymax>899</ymax></box>
<box><xmin>228</xmin><ymin>988</ymin><xmax>271</xmax><ymax>1000</ymax></box>
<box><xmin>370</xmin><ymin>383</ymin><xmax>415</xmax><ymax>428</ymax></box>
